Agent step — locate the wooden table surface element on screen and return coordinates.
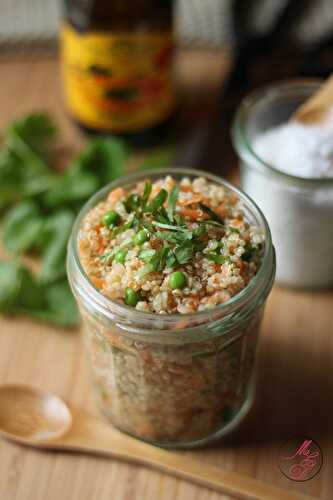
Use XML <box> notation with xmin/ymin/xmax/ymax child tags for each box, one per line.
<box><xmin>0</xmin><ymin>51</ymin><xmax>332</xmax><ymax>500</ymax></box>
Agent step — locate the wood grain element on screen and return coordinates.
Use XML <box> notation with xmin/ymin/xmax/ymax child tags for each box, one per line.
<box><xmin>0</xmin><ymin>52</ymin><xmax>332</xmax><ymax>500</ymax></box>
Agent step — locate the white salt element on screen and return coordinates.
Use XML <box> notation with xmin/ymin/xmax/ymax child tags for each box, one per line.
<box><xmin>240</xmin><ymin>115</ymin><xmax>333</xmax><ymax>288</ymax></box>
<box><xmin>253</xmin><ymin>113</ymin><xmax>333</xmax><ymax>178</ymax></box>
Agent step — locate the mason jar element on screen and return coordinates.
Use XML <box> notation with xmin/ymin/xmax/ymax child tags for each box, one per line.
<box><xmin>67</xmin><ymin>168</ymin><xmax>275</xmax><ymax>449</ymax></box>
<box><xmin>232</xmin><ymin>80</ymin><xmax>333</xmax><ymax>288</ymax></box>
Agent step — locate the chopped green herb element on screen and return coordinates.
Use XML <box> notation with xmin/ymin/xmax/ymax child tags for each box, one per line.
<box><xmin>134</xmin><ymin>229</ymin><xmax>149</xmax><ymax>245</ymax></box>
<box><xmin>146</xmin><ymin>188</ymin><xmax>167</xmax><ymax>213</ymax></box>
<box><xmin>125</xmin><ymin>193</ymin><xmax>140</xmax><ymax>212</ymax></box>
<box><xmin>142</xmin><ymin>181</ymin><xmax>152</xmax><ymax>206</ymax></box>
<box><xmin>114</xmin><ymin>250</ymin><xmax>127</xmax><ymax>264</ymax></box>
<box><xmin>155</xmin><ymin>230</ymin><xmax>193</xmax><ymax>245</ymax></box>
<box><xmin>228</xmin><ymin>226</ymin><xmax>240</xmax><ymax>234</ymax></box>
<box><xmin>242</xmin><ymin>243</ymin><xmax>254</xmax><ymax>262</ymax></box>
<box><xmin>206</xmin><ymin>253</ymin><xmax>228</xmax><ymax>264</ymax></box>
<box><xmin>138</xmin><ymin>249</ymin><xmax>156</xmax><ymax>262</ymax></box>
<box><xmin>199</xmin><ymin>203</ymin><xmax>224</xmax><ymax>225</ymax></box>
<box><xmin>166</xmin><ymin>251</ymin><xmax>177</xmax><ymax>268</ymax></box>
<box><xmin>167</xmin><ymin>185</ymin><xmax>179</xmax><ymax>222</ymax></box>
<box><xmin>138</xmin><ymin>246</ymin><xmax>169</xmax><ymax>276</ymax></box>
<box><xmin>152</xmin><ymin>221</ymin><xmax>190</xmax><ymax>233</ymax></box>
<box><xmin>174</xmin><ymin>242</ymin><xmax>195</xmax><ymax>265</ymax></box>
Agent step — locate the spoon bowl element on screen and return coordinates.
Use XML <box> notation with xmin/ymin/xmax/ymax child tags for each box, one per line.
<box><xmin>0</xmin><ymin>384</ymin><xmax>72</xmax><ymax>443</ymax></box>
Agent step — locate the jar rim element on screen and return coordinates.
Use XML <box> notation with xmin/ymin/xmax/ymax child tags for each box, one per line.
<box><xmin>232</xmin><ymin>79</ymin><xmax>333</xmax><ymax>188</ymax></box>
<box><xmin>67</xmin><ymin>167</ymin><xmax>275</xmax><ymax>331</ymax></box>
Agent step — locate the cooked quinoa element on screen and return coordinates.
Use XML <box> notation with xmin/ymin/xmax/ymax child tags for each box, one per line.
<box><xmin>79</xmin><ymin>176</ymin><xmax>264</xmax><ymax>314</ymax></box>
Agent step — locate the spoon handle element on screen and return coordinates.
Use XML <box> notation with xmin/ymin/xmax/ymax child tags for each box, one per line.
<box><xmin>58</xmin><ymin>412</ymin><xmax>312</xmax><ymax>500</ymax></box>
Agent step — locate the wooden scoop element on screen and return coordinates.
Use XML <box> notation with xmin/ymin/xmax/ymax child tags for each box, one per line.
<box><xmin>0</xmin><ymin>384</ymin><xmax>313</xmax><ymax>500</ymax></box>
<box><xmin>293</xmin><ymin>74</ymin><xmax>333</xmax><ymax>124</ymax></box>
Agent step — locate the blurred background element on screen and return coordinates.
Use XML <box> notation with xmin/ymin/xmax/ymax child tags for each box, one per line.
<box><xmin>1</xmin><ymin>0</ymin><xmax>333</xmax><ymax>51</ymax></box>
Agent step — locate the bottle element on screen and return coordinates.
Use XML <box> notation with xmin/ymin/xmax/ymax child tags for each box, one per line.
<box><xmin>61</xmin><ymin>0</ymin><xmax>175</xmax><ymax>146</ymax></box>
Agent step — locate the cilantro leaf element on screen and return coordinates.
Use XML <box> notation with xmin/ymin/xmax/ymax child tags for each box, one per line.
<box><xmin>146</xmin><ymin>189</ymin><xmax>167</xmax><ymax>213</ymax></box>
<box><xmin>167</xmin><ymin>185</ymin><xmax>179</xmax><ymax>222</ymax></box>
<box><xmin>39</xmin><ymin>210</ymin><xmax>75</xmax><ymax>282</ymax></box>
<box><xmin>206</xmin><ymin>253</ymin><xmax>228</xmax><ymax>264</ymax></box>
<box><xmin>242</xmin><ymin>243</ymin><xmax>254</xmax><ymax>262</ymax></box>
<box><xmin>2</xmin><ymin>201</ymin><xmax>43</xmax><ymax>253</ymax></box>
<box><xmin>174</xmin><ymin>242</ymin><xmax>194</xmax><ymax>265</ymax></box>
<box><xmin>142</xmin><ymin>181</ymin><xmax>152</xmax><ymax>206</ymax></box>
<box><xmin>199</xmin><ymin>203</ymin><xmax>224</xmax><ymax>225</ymax></box>
<box><xmin>138</xmin><ymin>249</ymin><xmax>157</xmax><ymax>262</ymax></box>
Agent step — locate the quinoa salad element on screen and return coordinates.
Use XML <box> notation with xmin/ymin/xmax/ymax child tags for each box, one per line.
<box><xmin>78</xmin><ymin>176</ymin><xmax>264</xmax><ymax>314</ymax></box>
<box><xmin>74</xmin><ymin>174</ymin><xmax>269</xmax><ymax>446</ymax></box>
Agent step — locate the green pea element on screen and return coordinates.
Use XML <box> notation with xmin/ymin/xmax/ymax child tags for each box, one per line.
<box><xmin>134</xmin><ymin>229</ymin><xmax>149</xmax><ymax>245</ymax></box>
<box><xmin>168</xmin><ymin>271</ymin><xmax>187</xmax><ymax>290</ymax></box>
<box><xmin>114</xmin><ymin>250</ymin><xmax>127</xmax><ymax>264</ymax></box>
<box><xmin>124</xmin><ymin>287</ymin><xmax>140</xmax><ymax>307</ymax></box>
<box><xmin>102</xmin><ymin>210</ymin><xmax>120</xmax><ymax>227</ymax></box>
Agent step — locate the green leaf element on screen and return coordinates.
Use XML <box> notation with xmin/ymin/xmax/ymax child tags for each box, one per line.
<box><xmin>152</xmin><ymin>221</ymin><xmax>191</xmax><ymax>233</ymax></box>
<box><xmin>7</xmin><ymin>112</ymin><xmax>56</xmax><ymax>158</ymax></box>
<box><xmin>0</xmin><ymin>261</ymin><xmax>43</xmax><ymax>313</ymax></box>
<box><xmin>40</xmin><ymin>210</ymin><xmax>75</xmax><ymax>282</ymax></box>
<box><xmin>0</xmin><ymin>261</ymin><xmax>22</xmax><ymax>312</ymax></box>
<box><xmin>31</xmin><ymin>280</ymin><xmax>79</xmax><ymax>327</ymax></box>
<box><xmin>174</xmin><ymin>242</ymin><xmax>194</xmax><ymax>265</ymax></box>
<box><xmin>42</xmin><ymin>138</ymin><xmax>128</xmax><ymax>209</ymax></box>
<box><xmin>124</xmin><ymin>193</ymin><xmax>140</xmax><ymax>212</ymax></box>
<box><xmin>142</xmin><ymin>181</ymin><xmax>152</xmax><ymax>206</ymax></box>
<box><xmin>2</xmin><ymin>201</ymin><xmax>43</xmax><ymax>253</ymax></box>
<box><xmin>228</xmin><ymin>226</ymin><xmax>240</xmax><ymax>234</ymax></box>
<box><xmin>166</xmin><ymin>251</ymin><xmax>176</xmax><ymax>268</ymax></box>
<box><xmin>6</xmin><ymin>113</ymin><xmax>55</xmax><ymax>176</ymax></box>
<box><xmin>242</xmin><ymin>243</ymin><xmax>254</xmax><ymax>262</ymax></box>
<box><xmin>138</xmin><ymin>246</ymin><xmax>169</xmax><ymax>276</ymax></box>
<box><xmin>146</xmin><ymin>189</ymin><xmax>168</xmax><ymax>213</ymax></box>
<box><xmin>167</xmin><ymin>185</ymin><xmax>179</xmax><ymax>223</ymax></box>
<box><xmin>155</xmin><ymin>229</ymin><xmax>193</xmax><ymax>245</ymax></box>
<box><xmin>138</xmin><ymin>249</ymin><xmax>156</xmax><ymax>262</ymax></box>
<box><xmin>206</xmin><ymin>253</ymin><xmax>228</xmax><ymax>264</ymax></box>
<box><xmin>199</xmin><ymin>203</ymin><xmax>224</xmax><ymax>225</ymax></box>
<box><xmin>73</xmin><ymin>138</ymin><xmax>128</xmax><ymax>186</ymax></box>
<box><xmin>0</xmin><ymin>151</ymin><xmax>26</xmax><ymax>209</ymax></box>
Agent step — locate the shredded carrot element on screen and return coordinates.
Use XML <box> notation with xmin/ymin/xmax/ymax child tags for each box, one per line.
<box><xmin>180</xmin><ymin>185</ymin><xmax>192</xmax><ymax>193</ymax></box>
<box><xmin>179</xmin><ymin>207</ymin><xmax>205</xmax><ymax>220</ymax></box>
<box><xmin>215</xmin><ymin>202</ymin><xmax>226</xmax><ymax>217</ymax></box>
<box><xmin>91</xmin><ymin>276</ymin><xmax>104</xmax><ymax>289</ymax></box>
<box><xmin>107</xmin><ymin>187</ymin><xmax>125</xmax><ymax>205</ymax></box>
<box><xmin>230</xmin><ymin>218</ymin><xmax>243</xmax><ymax>228</ymax></box>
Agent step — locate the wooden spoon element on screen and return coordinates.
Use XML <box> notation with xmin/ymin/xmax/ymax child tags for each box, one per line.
<box><xmin>0</xmin><ymin>384</ymin><xmax>312</xmax><ymax>500</ymax></box>
<box><xmin>293</xmin><ymin>74</ymin><xmax>333</xmax><ymax>124</ymax></box>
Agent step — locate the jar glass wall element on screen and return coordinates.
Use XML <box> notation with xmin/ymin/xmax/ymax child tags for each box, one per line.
<box><xmin>67</xmin><ymin>168</ymin><xmax>275</xmax><ymax>449</ymax></box>
<box><xmin>232</xmin><ymin>80</ymin><xmax>333</xmax><ymax>288</ymax></box>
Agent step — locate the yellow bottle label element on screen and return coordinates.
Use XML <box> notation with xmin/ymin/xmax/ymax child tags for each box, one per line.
<box><xmin>61</xmin><ymin>24</ymin><xmax>175</xmax><ymax>133</ymax></box>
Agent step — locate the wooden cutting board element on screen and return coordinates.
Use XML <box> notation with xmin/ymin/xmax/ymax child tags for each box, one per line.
<box><xmin>0</xmin><ymin>52</ymin><xmax>332</xmax><ymax>500</ymax></box>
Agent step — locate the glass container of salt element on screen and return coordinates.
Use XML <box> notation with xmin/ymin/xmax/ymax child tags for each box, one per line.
<box><xmin>232</xmin><ymin>80</ymin><xmax>333</xmax><ymax>288</ymax></box>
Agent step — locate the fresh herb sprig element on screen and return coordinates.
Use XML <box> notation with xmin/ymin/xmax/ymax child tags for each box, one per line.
<box><xmin>0</xmin><ymin>112</ymin><xmax>128</xmax><ymax>326</ymax></box>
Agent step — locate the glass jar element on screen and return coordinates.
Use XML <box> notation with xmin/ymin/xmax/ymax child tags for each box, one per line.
<box><xmin>67</xmin><ymin>168</ymin><xmax>275</xmax><ymax>449</ymax></box>
<box><xmin>232</xmin><ymin>80</ymin><xmax>333</xmax><ymax>288</ymax></box>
